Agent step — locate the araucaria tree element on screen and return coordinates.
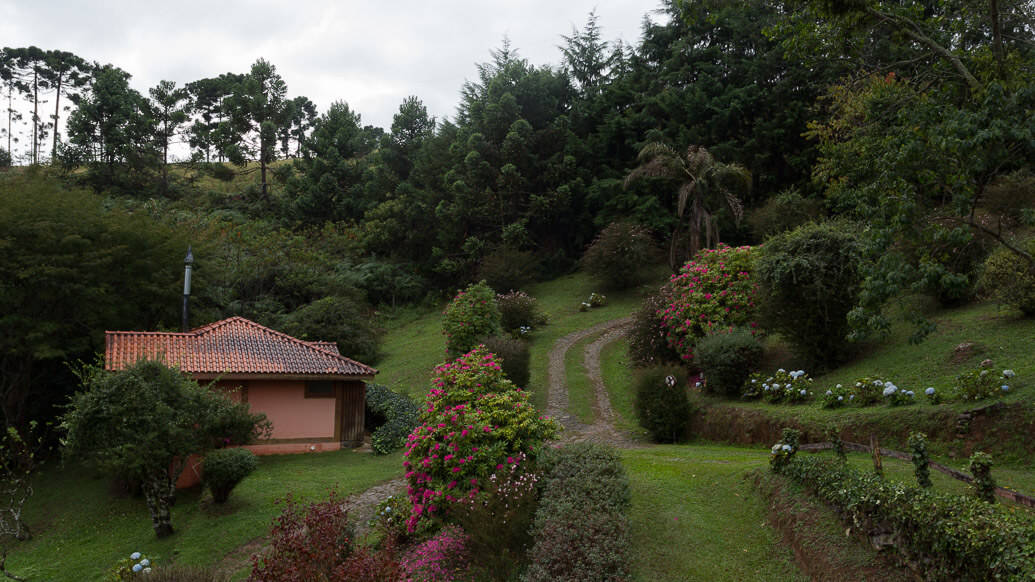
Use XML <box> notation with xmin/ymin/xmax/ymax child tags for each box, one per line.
<box><xmin>61</xmin><ymin>360</ymin><xmax>270</xmax><ymax>537</ymax></box>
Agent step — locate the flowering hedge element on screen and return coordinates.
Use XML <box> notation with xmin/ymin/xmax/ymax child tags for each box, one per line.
<box><xmin>403</xmin><ymin>347</ymin><xmax>557</xmax><ymax>530</ymax></box>
<box><xmin>657</xmin><ymin>244</ymin><xmax>758</xmax><ymax>363</ymax></box>
<box><xmin>442</xmin><ymin>281</ymin><xmax>502</xmax><ymax>357</ymax></box>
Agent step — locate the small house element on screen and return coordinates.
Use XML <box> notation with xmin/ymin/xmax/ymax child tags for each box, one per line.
<box><xmin>105</xmin><ymin>316</ymin><xmax>377</xmax><ymax>460</ymax></box>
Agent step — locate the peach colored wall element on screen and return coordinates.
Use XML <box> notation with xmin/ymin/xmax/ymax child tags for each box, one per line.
<box><xmin>247</xmin><ymin>380</ymin><xmax>335</xmax><ymax>440</ymax></box>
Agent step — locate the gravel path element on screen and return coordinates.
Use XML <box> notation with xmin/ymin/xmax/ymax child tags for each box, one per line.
<box><xmin>546</xmin><ymin>317</ymin><xmax>637</xmax><ymax>448</ymax></box>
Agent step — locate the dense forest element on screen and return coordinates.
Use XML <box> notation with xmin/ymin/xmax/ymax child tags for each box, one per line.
<box><xmin>2</xmin><ymin>0</ymin><xmax>1034</xmax><ymax>427</ymax></box>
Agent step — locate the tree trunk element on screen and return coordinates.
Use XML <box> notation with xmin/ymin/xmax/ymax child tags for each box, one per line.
<box><xmin>51</xmin><ymin>73</ymin><xmax>62</xmax><ymax>163</ymax></box>
<box><xmin>143</xmin><ymin>474</ymin><xmax>175</xmax><ymax>538</ymax></box>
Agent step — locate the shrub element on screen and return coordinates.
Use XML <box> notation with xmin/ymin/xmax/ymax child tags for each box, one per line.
<box><xmin>979</xmin><ymin>238</ymin><xmax>1035</xmax><ymax>315</ymax></box>
<box><xmin>281</xmin><ymin>294</ymin><xmax>382</xmax><ymax>365</ymax></box>
<box><xmin>778</xmin><ymin>455</ymin><xmax>1035</xmax><ymax>580</ymax></box>
<box><xmin>746</xmin><ymin>188</ymin><xmax>825</xmax><ymax>240</ymax></box>
<box><xmin>523</xmin><ymin>443</ymin><xmax>630</xmax><ymax>582</ymax></box>
<box><xmin>755</xmin><ymin>220</ymin><xmax>864</xmax><ymax>368</ymax></box>
<box><xmin>657</xmin><ymin>244</ymin><xmax>759</xmax><ymax>364</ymax></box>
<box><xmin>880</xmin><ymin>381</ymin><xmax>917</xmax><ymax>406</ymax></box>
<box><xmin>580</xmin><ymin>221</ymin><xmax>660</xmax><ymax>290</ymax></box>
<box><xmin>968</xmin><ymin>451</ymin><xmax>996</xmax><ymax>504</ymax></box>
<box><xmin>634</xmin><ymin>367</ymin><xmax>692</xmax><ymax>442</ymax></box>
<box><xmin>627</xmin><ymin>292</ymin><xmax>682</xmax><ymax>367</ymax></box>
<box><xmin>818</xmin><ymin>384</ymin><xmax>850</xmax><ymax>408</ymax></box>
<box><xmin>403</xmin><ymin>347</ymin><xmax>557</xmax><ymax>530</ymax></box>
<box><xmin>441</xmin><ymin>281</ymin><xmax>502</xmax><ymax>358</ymax></box>
<box><xmin>908</xmin><ymin>432</ymin><xmax>932</xmax><ymax>488</ymax></box>
<box><xmin>954</xmin><ymin>366</ymin><xmax>1015</xmax><ymax>402</ymax></box>
<box><xmin>368</xmin><ymin>494</ymin><xmax>412</xmax><ymax>544</ymax></box>
<box><xmin>769</xmin><ymin>428</ymin><xmax>801</xmax><ymax>473</ymax></box>
<box><xmin>365</xmin><ymin>384</ymin><xmax>420</xmax><ymax>455</ymax></box>
<box><xmin>202</xmin><ymin>448</ymin><xmax>258</xmax><ymax>504</ymax></box>
<box><xmin>108</xmin><ymin>551</ymin><xmax>155</xmax><ymax>580</ymax></box>
<box><xmin>496</xmin><ymin>290</ymin><xmax>548</xmax><ymax>335</ymax></box>
<box><xmin>695</xmin><ymin>328</ymin><xmax>763</xmax><ymax>397</ymax></box>
<box><xmin>743</xmin><ymin>369</ymin><xmax>813</xmax><ymax>404</ymax></box>
<box><xmin>477</xmin><ymin>335</ymin><xmax>531</xmax><ymax>388</ymax></box>
<box><xmin>850</xmin><ymin>376</ymin><xmax>890</xmax><ymax>406</ymax></box>
<box><xmin>248</xmin><ymin>492</ymin><xmax>352</xmax><ymax>582</ymax></box>
<box><xmin>399</xmin><ymin>525</ymin><xmax>470</xmax><ymax>582</ymax></box>
<box><xmin>478</xmin><ymin>246</ymin><xmax>539</xmax><ymax>293</ymax></box>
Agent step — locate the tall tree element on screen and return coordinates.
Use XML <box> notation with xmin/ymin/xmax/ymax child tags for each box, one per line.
<box><xmin>7</xmin><ymin>47</ymin><xmax>49</xmax><ymax>164</ymax></box>
<box><xmin>42</xmin><ymin>49</ymin><xmax>91</xmax><ymax>163</ymax></box>
<box><xmin>225</xmin><ymin>58</ymin><xmax>288</xmax><ymax>199</ymax></box>
<box><xmin>279</xmin><ymin>95</ymin><xmax>317</xmax><ymax>158</ymax></box>
<box><xmin>185</xmin><ymin>73</ymin><xmax>244</xmax><ymax>162</ymax></box>
<box><xmin>148</xmin><ymin>79</ymin><xmax>189</xmax><ymax>192</ymax></box>
<box><xmin>625</xmin><ymin>143</ymin><xmax>750</xmax><ymax>268</ymax></box>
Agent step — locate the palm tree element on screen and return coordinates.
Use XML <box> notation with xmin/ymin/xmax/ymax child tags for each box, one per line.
<box><xmin>625</xmin><ymin>143</ymin><xmax>750</xmax><ymax>269</ymax></box>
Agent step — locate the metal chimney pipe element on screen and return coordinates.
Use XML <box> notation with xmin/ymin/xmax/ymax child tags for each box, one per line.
<box><xmin>182</xmin><ymin>247</ymin><xmax>193</xmax><ymax>332</ymax></box>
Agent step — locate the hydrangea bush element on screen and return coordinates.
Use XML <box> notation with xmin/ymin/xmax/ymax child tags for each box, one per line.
<box><xmin>657</xmin><ymin>245</ymin><xmax>758</xmax><ymax>363</ymax></box>
<box><xmin>955</xmin><ymin>366</ymin><xmax>1016</xmax><ymax>401</ymax></box>
<box><xmin>743</xmin><ymin>369</ymin><xmax>813</xmax><ymax>404</ymax></box>
<box><xmin>403</xmin><ymin>347</ymin><xmax>557</xmax><ymax>531</ymax></box>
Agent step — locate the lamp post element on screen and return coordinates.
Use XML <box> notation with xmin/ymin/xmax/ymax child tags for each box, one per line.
<box><xmin>182</xmin><ymin>247</ymin><xmax>193</xmax><ymax>332</ymax></box>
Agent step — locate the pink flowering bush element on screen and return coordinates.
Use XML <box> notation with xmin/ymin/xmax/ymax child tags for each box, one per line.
<box><xmin>399</xmin><ymin>525</ymin><xmax>470</xmax><ymax>582</ymax></box>
<box><xmin>657</xmin><ymin>244</ymin><xmax>758</xmax><ymax>363</ymax></box>
<box><xmin>403</xmin><ymin>347</ymin><xmax>557</xmax><ymax>531</ymax></box>
<box><xmin>442</xmin><ymin>281</ymin><xmax>501</xmax><ymax>357</ymax></box>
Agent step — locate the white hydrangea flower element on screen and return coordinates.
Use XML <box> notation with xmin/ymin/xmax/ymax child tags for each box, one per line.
<box><xmin>1003</xmin><ymin>369</ymin><xmax>1016</xmax><ymax>378</ymax></box>
<box><xmin>925</xmin><ymin>387</ymin><xmax>936</xmax><ymax>395</ymax></box>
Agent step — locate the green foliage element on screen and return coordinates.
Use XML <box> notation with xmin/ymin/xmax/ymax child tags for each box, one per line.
<box><xmin>365</xmin><ymin>384</ymin><xmax>420</xmax><ymax>455</ymax></box>
<box><xmin>107</xmin><ymin>551</ymin><xmax>154</xmax><ymax>580</ymax></box>
<box><xmin>779</xmin><ymin>455</ymin><xmax>1035</xmax><ymax>581</ymax></box>
<box><xmin>441</xmin><ymin>281</ymin><xmax>502</xmax><ymax>357</ymax></box>
<box><xmin>61</xmin><ymin>360</ymin><xmax>270</xmax><ymax>537</ymax></box>
<box><xmin>634</xmin><ymin>367</ymin><xmax>692</xmax><ymax>443</ymax></box>
<box><xmin>0</xmin><ymin>421</ymin><xmax>49</xmax><ymax>540</ymax></box>
<box><xmin>367</xmin><ymin>494</ymin><xmax>413</xmax><ymax>544</ymax></box>
<box><xmin>658</xmin><ymin>244</ymin><xmax>759</xmax><ymax>364</ymax></box>
<box><xmin>248</xmin><ymin>491</ymin><xmax>353</xmax><ymax>582</ymax></box>
<box><xmin>907</xmin><ymin>432</ymin><xmax>932</xmax><ymax>489</ymax></box>
<box><xmin>580</xmin><ymin>221</ymin><xmax>660</xmax><ymax>290</ymax></box>
<box><xmin>769</xmin><ymin>428</ymin><xmax>801</xmax><ymax>473</ymax></box>
<box><xmin>202</xmin><ymin>448</ymin><xmax>258</xmax><ymax>504</ymax></box>
<box><xmin>980</xmin><ymin>238</ymin><xmax>1035</xmax><ymax>315</ymax></box>
<box><xmin>403</xmin><ymin>347</ymin><xmax>557</xmax><ymax>529</ymax></box>
<box><xmin>281</xmin><ymin>294</ymin><xmax>381</xmax><ymax>364</ymax></box>
<box><xmin>477</xmin><ymin>335</ymin><xmax>531</xmax><ymax>388</ymax></box>
<box><xmin>477</xmin><ymin>246</ymin><xmax>539</xmax><ymax>293</ymax></box>
<box><xmin>954</xmin><ymin>366</ymin><xmax>1015</xmax><ymax>402</ymax></box>
<box><xmin>755</xmin><ymin>220</ymin><xmax>864</xmax><ymax>368</ymax></box>
<box><xmin>627</xmin><ymin>292</ymin><xmax>682</xmax><ymax>367</ymax></box>
<box><xmin>746</xmin><ymin>189</ymin><xmax>824</xmax><ymax>240</ymax></box>
<box><xmin>523</xmin><ymin>443</ymin><xmax>630</xmax><ymax>582</ymax></box>
<box><xmin>968</xmin><ymin>452</ymin><xmax>997</xmax><ymax>504</ymax></box>
<box><xmin>695</xmin><ymin>328</ymin><xmax>764</xmax><ymax>397</ymax></box>
<box><xmin>0</xmin><ymin>147</ymin><xmax>11</xmax><ymax>168</ymax></box>
<box><xmin>496</xmin><ymin>290</ymin><xmax>548</xmax><ymax>335</ymax></box>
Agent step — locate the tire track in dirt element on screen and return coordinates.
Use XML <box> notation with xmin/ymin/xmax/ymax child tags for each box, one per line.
<box><xmin>546</xmin><ymin>317</ymin><xmax>636</xmax><ymax>448</ymax></box>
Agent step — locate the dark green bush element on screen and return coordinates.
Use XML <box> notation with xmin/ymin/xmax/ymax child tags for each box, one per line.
<box><xmin>477</xmin><ymin>246</ymin><xmax>539</xmax><ymax>293</ymax></box>
<box><xmin>580</xmin><ymin>221</ymin><xmax>660</xmax><ymax>290</ymax></box>
<box><xmin>523</xmin><ymin>443</ymin><xmax>630</xmax><ymax>582</ymax></box>
<box><xmin>908</xmin><ymin>431</ymin><xmax>932</xmax><ymax>488</ymax></box>
<box><xmin>695</xmin><ymin>328</ymin><xmax>763</xmax><ymax>397</ymax></box>
<box><xmin>779</xmin><ymin>455</ymin><xmax>1035</xmax><ymax>581</ymax></box>
<box><xmin>755</xmin><ymin>220</ymin><xmax>864</xmax><ymax>368</ymax></box>
<box><xmin>634</xmin><ymin>367</ymin><xmax>692</xmax><ymax>443</ymax></box>
<box><xmin>202</xmin><ymin>448</ymin><xmax>258</xmax><ymax>504</ymax></box>
<box><xmin>478</xmin><ymin>334</ymin><xmax>531</xmax><ymax>388</ymax></box>
<box><xmin>442</xmin><ymin>281</ymin><xmax>502</xmax><ymax>357</ymax></box>
<box><xmin>746</xmin><ymin>188</ymin><xmax>824</xmax><ymax>240</ymax></box>
<box><xmin>979</xmin><ymin>238</ymin><xmax>1035</xmax><ymax>315</ymax></box>
<box><xmin>364</xmin><ymin>384</ymin><xmax>419</xmax><ymax>455</ymax></box>
<box><xmin>968</xmin><ymin>451</ymin><xmax>996</xmax><ymax>503</ymax></box>
<box><xmin>627</xmin><ymin>292</ymin><xmax>682</xmax><ymax>367</ymax></box>
<box><xmin>496</xmin><ymin>290</ymin><xmax>548</xmax><ymax>335</ymax></box>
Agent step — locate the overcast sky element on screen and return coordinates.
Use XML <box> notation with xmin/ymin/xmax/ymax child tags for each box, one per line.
<box><xmin>2</xmin><ymin>0</ymin><xmax>665</xmax><ymax>152</ymax></box>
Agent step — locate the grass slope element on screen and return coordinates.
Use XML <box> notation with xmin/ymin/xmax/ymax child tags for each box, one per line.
<box><xmin>6</xmin><ymin>451</ymin><xmax>401</xmax><ymax>581</ymax></box>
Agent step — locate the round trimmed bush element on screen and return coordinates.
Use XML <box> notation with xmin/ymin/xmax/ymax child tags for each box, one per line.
<box><xmin>581</xmin><ymin>221</ymin><xmax>661</xmax><ymax>290</ymax></box>
<box><xmin>365</xmin><ymin>384</ymin><xmax>420</xmax><ymax>455</ymax></box>
<box><xmin>496</xmin><ymin>290</ymin><xmax>548</xmax><ymax>334</ymax></box>
<box><xmin>634</xmin><ymin>367</ymin><xmax>692</xmax><ymax>443</ymax></box>
<box><xmin>980</xmin><ymin>238</ymin><xmax>1035</xmax><ymax>315</ymax></box>
<box><xmin>442</xmin><ymin>281</ymin><xmax>502</xmax><ymax>357</ymax></box>
<box><xmin>695</xmin><ymin>328</ymin><xmax>763</xmax><ymax>397</ymax></box>
<box><xmin>202</xmin><ymin>448</ymin><xmax>258</xmax><ymax>504</ymax></box>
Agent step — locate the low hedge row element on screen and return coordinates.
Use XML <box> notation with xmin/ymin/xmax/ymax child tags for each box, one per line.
<box><xmin>365</xmin><ymin>384</ymin><xmax>419</xmax><ymax>455</ymax></box>
<box><xmin>776</xmin><ymin>455</ymin><xmax>1035</xmax><ymax>581</ymax></box>
<box><xmin>522</xmin><ymin>443</ymin><xmax>631</xmax><ymax>582</ymax></box>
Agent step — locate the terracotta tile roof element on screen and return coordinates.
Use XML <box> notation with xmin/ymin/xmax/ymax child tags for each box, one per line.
<box><xmin>105</xmin><ymin>316</ymin><xmax>376</xmax><ymax>378</ymax></box>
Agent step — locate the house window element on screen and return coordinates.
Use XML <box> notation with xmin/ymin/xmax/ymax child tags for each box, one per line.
<box><xmin>305</xmin><ymin>381</ymin><xmax>335</xmax><ymax>398</ymax></box>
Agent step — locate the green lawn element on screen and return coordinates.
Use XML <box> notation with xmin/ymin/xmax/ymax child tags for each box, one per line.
<box><xmin>563</xmin><ymin>330</ymin><xmax>603</xmax><ymax>424</ymax></box>
<box><xmin>600</xmin><ymin>336</ymin><xmax>648</xmax><ymax>439</ymax></box>
<box><xmin>622</xmin><ymin>445</ymin><xmax>805</xmax><ymax>582</ymax></box>
<box><xmin>6</xmin><ymin>450</ymin><xmax>402</xmax><ymax>581</ymax></box>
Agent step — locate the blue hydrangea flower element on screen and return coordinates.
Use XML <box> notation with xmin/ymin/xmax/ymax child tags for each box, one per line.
<box><xmin>825</xmin><ymin>390</ymin><xmax>833</xmax><ymax>396</ymax></box>
<box><xmin>837</xmin><ymin>395</ymin><xmax>844</xmax><ymax>401</ymax></box>
<box><xmin>781</xmin><ymin>444</ymin><xmax>792</xmax><ymax>451</ymax></box>
<box><xmin>130</xmin><ymin>552</ymin><xmax>141</xmax><ymax>561</ymax></box>
<box><xmin>1002</xmin><ymin>385</ymin><xmax>1010</xmax><ymax>391</ymax></box>
<box><xmin>140</xmin><ymin>559</ymin><xmax>150</xmax><ymax>567</ymax></box>
<box><xmin>925</xmin><ymin>387</ymin><xmax>936</xmax><ymax>395</ymax></box>
<box><xmin>132</xmin><ymin>564</ymin><xmax>143</xmax><ymax>573</ymax></box>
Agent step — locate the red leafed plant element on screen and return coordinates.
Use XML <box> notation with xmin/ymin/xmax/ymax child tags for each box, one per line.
<box><xmin>248</xmin><ymin>491</ymin><xmax>352</xmax><ymax>582</ymax></box>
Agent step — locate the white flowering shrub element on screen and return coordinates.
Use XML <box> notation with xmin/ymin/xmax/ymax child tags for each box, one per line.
<box><xmin>743</xmin><ymin>369</ymin><xmax>813</xmax><ymax>404</ymax></box>
<box><xmin>881</xmin><ymin>382</ymin><xmax>917</xmax><ymax>406</ymax></box>
<box><xmin>819</xmin><ymin>384</ymin><xmax>849</xmax><ymax>408</ymax></box>
<box><xmin>107</xmin><ymin>551</ymin><xmax>153</xmax><ymax>579</ymax></box>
